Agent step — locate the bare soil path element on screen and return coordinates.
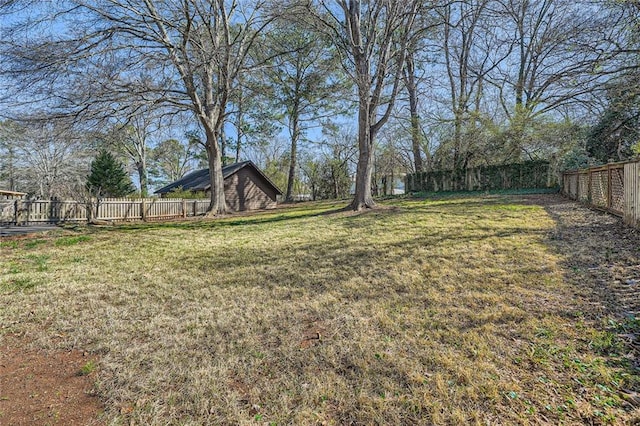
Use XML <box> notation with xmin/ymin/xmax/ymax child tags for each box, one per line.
<box><xmin>0</xmin><ymin>335</ymin><xmax>103</xmax><ymax>425</ymax></box>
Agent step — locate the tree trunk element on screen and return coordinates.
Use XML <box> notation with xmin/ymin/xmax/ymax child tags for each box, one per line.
<box><xmin>235</xmin><ymin>131</ymin><xmax>241</xmax><ymax>164</ymax></box>
<box><xmin>405</xmin><ymin>52</ymin><xmax>423</xmax><ymax>173</ymax></box>
<box><xmin>8</xmin><ymin>146</ymin><xmax>16</xmax><ymax>191</ymax></box>
<box><xmin>390</xmin><ymin>168</ymin><xmax>394</xmax><ymax>195</ymax></box>
<box><xmin>350</xmin><ymin>99</ymin><xmax>375</xmax><ymax>210</ymax></box>
<box><xmin>285</xmin><ymin>101</ymin><xmax>300</xmax><ymax>202</ymax></box>
<box><xmin>204</xmin><ymin>127</ymin><xmax>228</xmax><ymax>216</ymax></box>
<box><xmin>452</xmin><ymin>110</ymin><xmax>463</xmax><ymax>191</ymax></box>
<box><xmin>136</xmin><ymin>160</ymin><xmax>148</xmax><ymax>197</ymax></box>
<box><xmin>235</xmin><ymin>88</ymin><xmax>243</xmax><ymax>163</ymax></box>
<box><xmin>332</xmin><ymin>165</ymin><xmax>339</xmax><ymax>199</ymax></box>
<box><xmin>220</xmin><ymin>126</ymin><xmax>227</xmax><ymax>165</ymax></box>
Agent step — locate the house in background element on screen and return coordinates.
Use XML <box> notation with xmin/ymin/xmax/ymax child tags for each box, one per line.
<box><xmin>155</xmin><ymin>161</ymin><xmax>282</xmax><ymax>211</ymax></box>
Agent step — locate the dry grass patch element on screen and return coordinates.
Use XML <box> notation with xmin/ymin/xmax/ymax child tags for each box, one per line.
<box><xmin>1</xmin><ymin>195</ymin><xmax>638</xmax><ymax>425</ymax></box>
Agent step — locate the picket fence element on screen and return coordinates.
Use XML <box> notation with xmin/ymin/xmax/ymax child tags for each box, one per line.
<box><xmin>0</xmin><ymin>198</ymin><xmax>211</xmax><ymax>225</ymax></box>
<box><xmin>562</xmin><ymin>159</ymin><xmax>640</xmax><ymax>228</ymax></box>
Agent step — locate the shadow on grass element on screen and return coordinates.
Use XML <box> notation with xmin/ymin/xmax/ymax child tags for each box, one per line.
<box><xmin>5</xmin><ymin>192</ymin><xmax>640</xmax><ymax>425</ymax></box>
<box><xmin>406</xmin><ymin>187</ymin><xmax>559</xmax><ymax>200</ymax></box>
<box><xmin>108</xmin><ymin>204</ymin><xmax>350</xmax><ymax>232</ymax></box>
<box><xmin>98</xmin><ymin>198</ymin><xmax>438</xmax><ymax>233</ymax></box>
<box><xmin>538</xmin><ymin>195</ymin><xmax>640</xmax><ymax>316</ymax></box>
<box><xmin>535</xmin><ymin>194</ymin><xmax>640</xmax><ymax>385</ymax></box>
<box><xmin>176</xmin><ymin>198</ymin><xmax>552</xmax><ymax>312</ymax></box>
<box><xmin>90</xmin><ymin>192</ymin><xmax>546</xmax><ymax>235</ymax></box>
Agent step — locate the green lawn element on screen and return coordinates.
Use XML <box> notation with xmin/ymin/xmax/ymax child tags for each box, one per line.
<box><xmin>1</xmin><ymin>195</ymin><xmax>638</xmax><ymax>425</ymax></box>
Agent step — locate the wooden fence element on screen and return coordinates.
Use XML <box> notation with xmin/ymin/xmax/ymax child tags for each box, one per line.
<box><xmin>562</xmin><ymin>159</ymin><xmax>640</xmax><ymax>227</ymax></box>
<box><xmin>0</xmin><ymin>198</ymin><xmax>211</xmax><ymax>225</ymax></box>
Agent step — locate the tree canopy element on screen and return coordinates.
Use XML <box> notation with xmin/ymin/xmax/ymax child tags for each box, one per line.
<box><xmin>1</xmin><ymin>0</ymin><xmax>639</xmax><ymax>203</ymax></box>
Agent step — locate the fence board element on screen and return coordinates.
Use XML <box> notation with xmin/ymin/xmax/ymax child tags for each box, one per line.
<box><xmin>97</xmin><ymin>199</ymin><xmax>143</xmax><ymax>221</ymax></box>
<box><xmin>25</xmin><ymin>201</ymin><xmax>53</xmax><ymax>223</ymax></box>
<box><xmin>578</xmin><ymin>172</ymin><xmax>589</xmax><ymax>203</ymax></box>
<box><xmin>624</xmin><ymin>162</ymin><xmax>640</xmax><ymax>227</ymax></box>
<box><xmin>195</xmin><ymin>200</ymin><xmax>210</xmax><ymax>215</ymax></box>
<box><xmin>563</xmin><ymin>159</ymin><xmax>640</xmax><ymax>227</ymax></box>
<box><xmin>591</xmin><ymin>170</ymin><xmax>608</xmax><ymax>209</ymax></box>
<box><xmin>567</xmin><ymin>173</ymin><xmax>578</xmax><ymax>199</ymax></box>
<box><xmin>1</xmin><ymin>197</ymin><xmax>212</xmax><ymax>225</ymax></box>
<box><xmin>145</xmin><ymin>199</ymin><xmax>183</xmax><ymax>219</ymax></box>
<box><xmin>610</xmin><ymin>166</ymin><xmax>625</xmax><ymax>214</ymax></box>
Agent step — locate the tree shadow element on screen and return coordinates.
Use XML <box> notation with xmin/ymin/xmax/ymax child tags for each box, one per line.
<box><xmin>537</xmin><ymin>194</ymin><xmax>640</xmax><ymax>376</ymax></box>
<box><xmin>106</xmin><ymin>204</ymin><xmax>350</xmax><ymax>232</ymax></box>
<box><xmin>176</xmin><ymin>200</ymin><xmax>551</xmax><ymax>307</ymax></box>
<box><xmin>539</xmin><ymin>195</ymin><xmax>640</xmax><ymax>317</ymax></box>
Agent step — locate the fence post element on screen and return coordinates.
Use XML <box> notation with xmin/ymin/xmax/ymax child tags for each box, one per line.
<box><xmin>23</xmin><ymin>200</ymin><xmax>29</xmax><ymax>225</ymax></box>
<box><xmin>141</xmin><ymin>199</ymin><xmax>147</xmax><ymax>221</ymax></box>
<box><xmin>14</xmin><ymin>199</ymin><xmax>21</xmax><ymax>225</ymax></box>
<box><xmin>588</xmin><ymin>170</ymin><xmax>592</xmax><ymax>205</ymax></box>
<box><xmin>607</xmin><ymin>163</ymin><xmax>613</xmax><ymax>212</ymax></box>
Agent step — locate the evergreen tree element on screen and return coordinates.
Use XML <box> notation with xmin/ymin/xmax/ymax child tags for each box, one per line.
<box><xmin>86</xmin><ymin>150</ymin><xmax>135</xmax><ymax>197</ymax></box>
<box><xmin>586</xmin><ymin>77</ymin><xmax>640</xmax><ymax>163</ymax></box>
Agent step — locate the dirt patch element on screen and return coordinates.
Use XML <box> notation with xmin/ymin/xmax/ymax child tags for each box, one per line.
<box><xmin>299</xmin><ymin>319</ymin><xmax>327</xmax><ymax>349</ymax></box>
<box><xmin>0</xmin><ymin>335</ymin><xmax>103</xmax><ymax>425</ymax></box>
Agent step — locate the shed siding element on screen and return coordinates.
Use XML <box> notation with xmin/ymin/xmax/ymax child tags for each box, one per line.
<box><xmin>224</xmin><ymin>167</ymin><xmax>277</xmax><ymax>211</ymax></box>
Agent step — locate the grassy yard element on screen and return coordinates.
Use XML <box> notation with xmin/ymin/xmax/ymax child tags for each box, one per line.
<box><xmin>1</xmin><ymin>194</ymin><xmax>639</xmax><ymax>425</ymax></box>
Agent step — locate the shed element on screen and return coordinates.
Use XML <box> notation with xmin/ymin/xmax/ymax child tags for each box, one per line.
<box><xmin>154</xmin><ymin>161</ymin><xmax>282</xmax><ymax>211</ymax></box>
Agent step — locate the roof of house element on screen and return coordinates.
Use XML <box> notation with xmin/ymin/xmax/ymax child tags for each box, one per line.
<box><xmin>0</xmin><ymin>189</ymin><xmax>26</xmax><ymax>197</ymax></box>
<box><xmin>154</xmin><ymin>161</ymin><xmax>283</xmax><ymax>195</ymax></box>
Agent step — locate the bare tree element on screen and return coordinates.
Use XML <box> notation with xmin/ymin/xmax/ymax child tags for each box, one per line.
<box><xmin>99</xmin><ymin>110</ymin><xmax>162</xmax><ymax>197</ymax></box>
<box><xmin>403</xmin><ymin>46</ymin><xmax>425</xmax><ymax>173</ymax></box>
<box><xmin>14</xmin><ymin>122</ymin><xmax>91</xmax><ymax>198</ymax></box>
<box><xmin>302</xmin><ymin>125</ymin><xmax>357</xmax><ymax>200</ymax></box>
<box><xmin>121</xmin><ymin>114</ymin><xmax>152</xmax><ymax>198</ymax></box>
<box><xmin>399</xmin><ymin>7</ymin><xmax>442</xmax><ymax>174</ymax></box>
<box><xmin>434</xmin><ymin>0</ymin><xmax>512</xmax><ymax>186</ymax></box>
<box><xmin>1</xmin><ymin>0</ymin><xmax>278</xmax><ymax>215</ymax></box>
<box><xmin>490</xmin><ymin>0</ymin><xmax>622</xmax><ymax>151</ymax></box>
<box><xmin>259</xmin><ymin>20</ymin><xmax>350</xmax><ymax>202</ymax></box>
<box><xmin>0</xmin><ymin>121</ymin><xmax>23</xmax><ymax>191</ymax></box>
<box><xmin>307</xmin><ymin>0</ymin><xmax>421</xmax><ymax>210</ymax></box>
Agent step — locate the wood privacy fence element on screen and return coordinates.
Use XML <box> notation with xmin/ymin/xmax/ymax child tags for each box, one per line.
<box><xmin>562</xmin><ymin>159</ymin><xmax>640</xmax><ymax>227</ymax></box>
<box><xmin>405</xmin><ymin>160</ymin><xmax>552</xmax><ymax>193</ymax></box>
<box><xmin>0</xmin><ymin>198</ymin><xmax>211</xmax><ymax>225</ymax></box>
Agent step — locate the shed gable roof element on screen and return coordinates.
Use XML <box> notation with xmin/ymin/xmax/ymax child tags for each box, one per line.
<box><xmin>0</xmin><ymin>189</ymin><xmax>26</xmax><ymax>197</ymax></box>
<box><xmin>154</xmin><ymin>161</ymin><xmax>282</xmax><ymax>195</ymax></box>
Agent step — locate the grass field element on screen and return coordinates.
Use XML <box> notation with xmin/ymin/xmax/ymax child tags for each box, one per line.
<box><xmin>1</xmin><ymin>194</ymin><xmax>639</xmax><ymax>425</ymax></box>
